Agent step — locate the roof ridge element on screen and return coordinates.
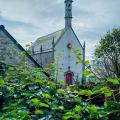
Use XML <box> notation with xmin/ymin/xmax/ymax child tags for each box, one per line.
<box><xmin>37</xmin><ymin>28</ymin><xmax>65</xmax><ymax>40</ymax></box>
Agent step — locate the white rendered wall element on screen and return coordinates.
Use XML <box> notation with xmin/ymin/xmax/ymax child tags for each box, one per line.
<box><xmin>54</xmin><ymin>27</ymin><xmax>83</xmax><ymax>84</ymax></box>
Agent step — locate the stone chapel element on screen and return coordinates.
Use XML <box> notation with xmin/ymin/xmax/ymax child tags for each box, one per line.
<box><xmin>31</xmin><ymin>0</ymin><xmax>86</xmax><ymax>84</ymax></box>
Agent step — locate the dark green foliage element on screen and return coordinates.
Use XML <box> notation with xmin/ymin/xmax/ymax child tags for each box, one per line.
<box><xmin>94</xmin><ymin>28</ymin><xmax>120</xmax><ymax>78</ymax></box>
<box><xmin>0</xmin><ymin>65</ymin><xmax>120</xmax><ymax>120</ymax></box>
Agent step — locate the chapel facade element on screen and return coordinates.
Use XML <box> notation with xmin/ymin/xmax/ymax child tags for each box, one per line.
<box><xmin>31</xmin><ymin>0</ymin><xmax>86</xmax><ymax>84</ymax></box>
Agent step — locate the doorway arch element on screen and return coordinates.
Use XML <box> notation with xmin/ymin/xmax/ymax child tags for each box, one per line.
<box><xmin>64</xmin><ymin>67</ymin><xmax>74</xmax><ymax>85</ymax></box>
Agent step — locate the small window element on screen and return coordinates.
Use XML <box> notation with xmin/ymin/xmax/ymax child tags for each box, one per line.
<box><xmin>68</xmin><ymin>4</ymin><xmax>71</xmax><ymax>7</ymax></box>
<box><xmin>0</xmin><ymin>65</ymin><xmax>3</xmax><ymax>75</ymax></box>
<box><xmin>0</xmin><ymin>62</ymin><xmax>6</xmax><ymax>76</ymax></box>
<box><xmin>67</xmin><ymin>43</ymin><xmax>72</xmax><ymax>49</ymax></box>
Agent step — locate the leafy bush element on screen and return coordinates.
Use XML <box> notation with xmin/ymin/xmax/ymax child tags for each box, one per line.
<box><xmin>0</xmin><ymin>65</ymin><xmax>120</xmax><ymax>120</ymax></box>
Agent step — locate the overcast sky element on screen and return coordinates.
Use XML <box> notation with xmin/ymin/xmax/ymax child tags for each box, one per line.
<box><xmin>0</xmin><ymin>0</ymin><xmax>120</xmax><ymax>59</ymax></box>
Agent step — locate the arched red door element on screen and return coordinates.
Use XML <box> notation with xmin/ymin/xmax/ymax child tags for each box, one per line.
<box><xmin>65</xmin><ymin>72</ymin><xmax>73</xmax><ymax>85</ymax></box>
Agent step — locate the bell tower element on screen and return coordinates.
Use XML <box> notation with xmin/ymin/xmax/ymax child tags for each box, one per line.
<box><xmin>65</xmin><ymin>0</ymin><xmax>73</xmax><ymax>30</ymax></box>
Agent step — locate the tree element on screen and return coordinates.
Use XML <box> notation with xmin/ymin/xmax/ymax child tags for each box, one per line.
<box><xmin>94</xmin><ymin>28</ymin><xmax>120</xmax><ymax>78</ymax></box>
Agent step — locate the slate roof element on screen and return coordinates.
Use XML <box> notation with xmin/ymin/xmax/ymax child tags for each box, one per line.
<box><xmin>32</xmin><ymin>29</ymin><xmax>65</xmax><ymax>52</ymax></box>
<box><xmin>0</xmin><ymin>25</ymin><xmax>50</xmax><ymax>78</ymax></box>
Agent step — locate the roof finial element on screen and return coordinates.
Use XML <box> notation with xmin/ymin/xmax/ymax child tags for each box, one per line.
<box><xmin>68</xmin><ymin>66</ymin><xmax>71</xmax><ymax>71</ymax></box>
<box><xmin>83</xmin><ymin>41</ymin><xmax>86</xmax><ymax>49</ymax></box>
<box><xmin>0</xmin><ymin>25</ymin><xmax>5</xmax><ymax>29</ymax></box>
<box><xmin>65</xmin><ymin>0</ymin><xmax>73</xmax><ymax>30</ymax></box>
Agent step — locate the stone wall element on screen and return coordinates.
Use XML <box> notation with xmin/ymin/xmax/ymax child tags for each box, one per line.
<box><xmin>32</xmin><ymin>51</ymin><xmax>54</xmax><ymax>68</ymax></box>
<box><xmin>0</xmin><ymin>30</ymin><xmax>37</xmax><ymax>68</ymax></box>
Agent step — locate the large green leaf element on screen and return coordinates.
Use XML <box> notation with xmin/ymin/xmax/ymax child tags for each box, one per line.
<box><xmin>83</xmin><ymin>70</ymin><xmax>91</xmax><ymax>76</ymax></box>
<box><xmin>39</xmin><ymin>102</ymin><xmax>49</xmax><ymax>108</ymax></box>
<box><xmin>107</xmin><ymin>78</ymin><xmax>120</xmax><ymax>85</ymax></box>
<box><xmin>74</xmin><ymin>106</ymin><xmax>83</xmax><ymax>113</ymax></box>
<box><xmin>79</xmin><ymin>90</ymin><xmax>92</xmax><ymax>96</ymax></box>
<box><xmin>31</xmin><ymin>98</ymin><xmax>40</xmax><ymax>106</ymax></box>
<box><xmin>35</xmin><ymin>110</ymin><xmax>44</xmax><ymax>115</ymax></box>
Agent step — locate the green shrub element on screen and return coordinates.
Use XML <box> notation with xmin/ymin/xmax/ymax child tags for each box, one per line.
<box><xmin>0</xmin><ymin>65</ymin><xmax>120</xmax><ymax>120</ymax></box>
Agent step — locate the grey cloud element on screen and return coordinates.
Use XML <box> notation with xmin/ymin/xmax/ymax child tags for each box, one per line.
<box><xmin>0</xmin><ymin>0</ymin><xmax>120</xmax><ymax>59</ymax></box>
